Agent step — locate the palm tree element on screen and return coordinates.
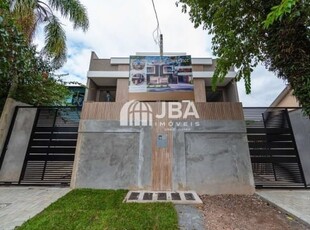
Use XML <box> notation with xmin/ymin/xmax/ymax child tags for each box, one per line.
<box><xmin>10</xmin><ymin>0</ymin><xmax>89</xmax><ymax>68</ymax></box>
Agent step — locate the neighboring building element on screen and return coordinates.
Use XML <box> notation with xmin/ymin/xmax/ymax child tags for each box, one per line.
<box><xmin>270</xmin><ymin>85</ymin><xmax>299</xmax><ymax>107</ymax></box>
<box><xmin>66</xmin><ymin>86</ymin><xmax>85</xmax><ymax>107</ymax></box>
<box><xmin>269</xmin><ymin>85</ymin><xmax>310</xmax><ymax>187</ymax></box>
<box><xmin>70</xmin><ymin>52</ymin><xmax>255</xmax><ymax>194</ymax></box>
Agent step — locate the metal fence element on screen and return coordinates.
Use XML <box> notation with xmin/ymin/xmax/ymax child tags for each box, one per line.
<box><xmin>243</xmin><ymin>107</ymin><xmax>307</xmax><ymax>188</ymax></box>
<box><xmin>0</xmin><ymin>106</ymin><xmax>80</xmax><ymax>186</ymax></box>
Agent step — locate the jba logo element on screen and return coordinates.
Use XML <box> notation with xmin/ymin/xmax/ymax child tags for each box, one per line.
<box><xmin>120</xmin><ymin>100</ymin><xmax>199</xmax><ymax>126</ymax></box>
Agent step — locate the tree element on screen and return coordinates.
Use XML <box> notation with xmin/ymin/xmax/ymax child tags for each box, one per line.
<box><xmin>0</xmin><ymin>1</ymin><xmax>70</xmax><ymax>111</ymax></box>
<box><xmin>10</xmin><ymin>0</ymin><xmax>89</xmax><ymax>68</ymax></box>
<box><xmin>177</xmin><ymin>0</ymin><xmax>310</xmax><ymax>115</ymax></box>
<box><xmin>264</xmin><ymin>0</ymin><xmax>298</xmax><ymax>28</ymax></box>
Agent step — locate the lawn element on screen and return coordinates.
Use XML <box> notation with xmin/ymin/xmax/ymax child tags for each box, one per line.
<box><xmin>17</xmin><ymin>189</ymin><xmax>178</xmax><ymax>230</ymax></box>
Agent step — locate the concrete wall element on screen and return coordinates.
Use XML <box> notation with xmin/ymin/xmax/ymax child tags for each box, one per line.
<box><xmin>72</xmin><ymin>119</ymin><xmax>255</xmax><ymax>194</ymax></box>
<box><xmin>0</xmin><ymin>107</ymin><xmax>37</xmax><ymax>182</ymax></box>
<box><xmin>71</xmin><ymin>121</ymin><xmax>152</xmax><ymax>189</ymax></box>
<box><xmin>0</xmin><ymin>98</ymin><xmax>29</xmax><ymax>160</ymax></box>
<box><xmin>289</xmin><ymin>110</ymin><xmax>310</xmax><ymax>186</ymax></box>
<box><xmin>173</xmin><ymin>120</ymin><xmax>255</xmax><ymax>194</ymax></box>
<box><xmin>89</xmin><ymin>51</ymin><xmax>118</xmax><ymax>71</ymax></box>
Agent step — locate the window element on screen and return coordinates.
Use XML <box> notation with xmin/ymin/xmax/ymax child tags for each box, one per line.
<box><xmin>206</xmin><ymin>87</ymin><xmax>224</xmax><ymax>102</ymax></box>
<box><xmin>98</xmin><ymin>88</ymin><xmax>116</xmax><ymax>102</ymax></box>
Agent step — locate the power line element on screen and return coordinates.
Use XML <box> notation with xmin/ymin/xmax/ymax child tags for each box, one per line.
<box><xmin>151</xmin><ymin>0</ymin><xmax>161</xmax><ymax>47</ymax></box>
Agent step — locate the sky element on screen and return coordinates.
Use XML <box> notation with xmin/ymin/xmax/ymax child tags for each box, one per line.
<box><xmin>33</xmin><ymin>0</ymin><xmax>287</xmax><ymax>106</ymax></box>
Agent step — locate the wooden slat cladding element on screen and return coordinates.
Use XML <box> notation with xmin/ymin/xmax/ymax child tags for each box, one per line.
<box><xmin>81</xmin><ymin>102</ymin><xmax>244</xmax><ymax>120</ymax></box>
<box><xmin>194</xmin><ymin>79</ymin><xmax>206</xmax><ymax>102</ymax></box>
<box><xmin>118</xmin><ymin>64</ymin><xmax>129</xmax><ymax>71</ymax></box>
<box><xmin>151</xmin><ymin>103</ymin><xmax>173</xmax><ymax>190</ymax></box>
<box><xmin>128</xmin><ymin>92</ymin><xmax>195</xmax><ymax>102</ymax></box>
<box><xmin>81</xmin><ymin>102</ymin><xmax>124</xmax><ymax>120</ymax></box>
<box><xmin>116</xmin><ymin>79</ymin><xmax>129</xmax><ymax>102</ymax></box>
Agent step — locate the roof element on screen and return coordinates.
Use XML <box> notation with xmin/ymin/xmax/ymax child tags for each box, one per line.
<box><xmin>269</xmin><ymin>85</ymin><xmax>296</xmax><ymax>107</ymax></box>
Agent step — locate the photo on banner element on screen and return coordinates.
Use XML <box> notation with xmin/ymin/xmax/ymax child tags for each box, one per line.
<box><xmin>129</xmin><ymin>55</ymin><xmax>193</xmax><ymax>93</ymax></box>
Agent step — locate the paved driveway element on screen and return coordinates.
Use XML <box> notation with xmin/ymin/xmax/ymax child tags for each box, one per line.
<box><xmin>0</xmin><ymin>187</ymin><xmax>70</xmax><ymax>230</ymax></box>
<box><xmin>257</xmin><ymin>190</ymin><xmax>310</xmax><ymax>226</ymax></box>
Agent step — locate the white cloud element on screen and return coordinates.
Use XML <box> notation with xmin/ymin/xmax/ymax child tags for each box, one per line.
<box><xmin>56</xmin><ymin>46</ymin><xmax>93</xmax><ymax>84</ymax></box>
<box><xmin>237</xmin><ymin>64</ymin><xmax>286</xmax><ymax>106</ymax></box>
<box><xmin>32</xmin><ymin>0</ymin><xmax>286</xmax><ymax>106</ymax></box>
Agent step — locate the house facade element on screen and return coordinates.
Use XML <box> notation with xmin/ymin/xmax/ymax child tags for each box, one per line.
<box><xmin>70</xmin><ymin>52</ymin><xmax>255</xmax><ymax>194</ymax></box>
<box><xmin>84</xmin><ymin>52</ymin><xmax>239</xmax><ymax>103</ymax></box>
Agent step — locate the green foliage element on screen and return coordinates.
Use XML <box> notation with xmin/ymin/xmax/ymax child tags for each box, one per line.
<box><xmin>18</xmin><ymin>189</ymin><xmax>178</xmax><ymax>230</ymax></box>
<box><xmin>265</xmin><ymin>13</ymin><xmax>310</xmax><ymax>115</ymax></box>
<box><xmin>264</xmin><ymin>0</ymin><xmax>298</xmax><ymax>28</ymax></box>
<box><xmin>43</xmin><ymin>15</ymin><xmax>67</xmax><ymax>68</ymax></box>
<box><xmin>0</xmin><ymin>2</ymin><xmax>70</xmax><ymax>110</ymax></box>
<box><xmin>177</xmin><ymin>0</ymin><xmax>310</xmax><ymax>115</ymax></box>
<box><xmin>11</xmin><ymin>0</ymin><xmax>89</xmax><ymax>68</ymax></box>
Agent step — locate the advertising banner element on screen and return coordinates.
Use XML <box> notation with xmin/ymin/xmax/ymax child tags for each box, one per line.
<box><xmin>129</xmin><ymin>55</ymin><xmax>193</xmax><ymax>93</ymax></box>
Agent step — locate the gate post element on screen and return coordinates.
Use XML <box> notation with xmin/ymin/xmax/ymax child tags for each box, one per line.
<box><xmin>284</xmin><ymin>108</ymin><xmax>307</xmax><ymax>188</ymax></box>
<box><xmin>0</xmin><ymin>106</ymin><xmax>19</xmax><ymax>170</ymax></box>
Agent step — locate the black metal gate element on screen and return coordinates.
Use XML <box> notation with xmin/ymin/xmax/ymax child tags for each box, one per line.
<box><xmin>244</xmin><ymin>107</ymin><xmax>307</xmax><ymax>188</ymax></box>
<box><xmin>19</xmin><ymin>107</ymin><xmax>80</xmax><ymax>186</ymax></box>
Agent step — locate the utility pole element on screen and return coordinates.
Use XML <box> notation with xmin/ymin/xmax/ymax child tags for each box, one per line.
<box><xmin>160</xmin><ymin>34</ymin><xmax>163</xmax><ymax>56</ymax></box>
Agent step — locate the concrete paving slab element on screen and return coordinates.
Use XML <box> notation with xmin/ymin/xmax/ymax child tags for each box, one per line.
<box><xmin>256</xmin><ymin>190</ymin><xmax>310</xmax><ymax>226</ymax></box>
<box><xmin>0</xmin><ymin>187</ymin><xmax>71</xmax><ymax>230</ymax></box>
<box><xmin>175</xmin><ymin>204</ymin><xmax>205</xmax><ymax>230</ymax></box>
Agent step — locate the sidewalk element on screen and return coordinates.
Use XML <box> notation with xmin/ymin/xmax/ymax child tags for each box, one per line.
<box><xmin>175</xmin><ymin>204</ymin><xmax>205</xmax><ymax>230</ymax></box>
<box><xmin>256</xmin><ymin>190</ymin><xmax>310</xmax><ymax>226</ymax></box>
<box><xmin>0</xmin><ymin>187</ymin><xmax>70</xmax><ymax>230</ymax></box>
